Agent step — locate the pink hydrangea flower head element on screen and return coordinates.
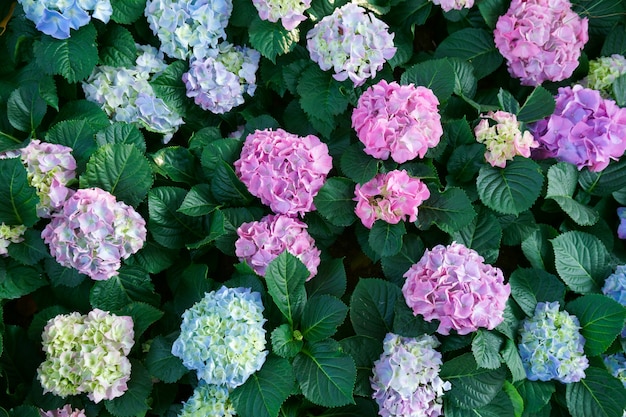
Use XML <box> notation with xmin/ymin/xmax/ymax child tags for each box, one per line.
<box><xmin>41</xmin><ymin>188</ymin><xmax>147</xmax><ymax>281</ymax></box>
<box><xmin>235</xmin><ymin>214</ymin><xmax>321</xmax><ymax>279</ymax></box>
<box><xmin>352</xmin><ymin>80</ymin><xmax>443</xmax><ymax>163</ymax></box>
<box><xmin>234</xmin><ymin>128</ymin><xmax>333</xmax><ymax>217</ymax></box>
<box><xmin>430</xmin><ymin>0</ymin><xmax>474</xmax><ymax>12</ymax></box>
<box><xmin>354</xmin><ymin>170</ymin><xmax>430</xmax><ymax>229</ymax></box>
<box><xmin>402</xmin><ymin>242</ymin><xmax>511</xmax><ymax>335</ymax></box>
<box><xmin>529</xmin><ymin>85</ymin><xmax>626</xmax><ymax>172</ymax></box>
<box><xmin>252</xmin><ymin>0</ymin><xmax>311</xmax><ymax>30</ymax></box>
<box><xmin>493</xmin><ymin>0</ymin><xmax>588</xmax><ymax>86</ymax></box>
<box><xmin>306</xmin><ymin>3</ymin><xmax>396</xmax><ymax>86</ymax></box>
<box><xmin>39</xmin><ymin>405</ymin><xmax>86</xmax><ymax>417</ymax></box>
<box><xmin>474</xmin><ymin>110</ymin><xmax>539</xmax><ymax>168</ymax></box>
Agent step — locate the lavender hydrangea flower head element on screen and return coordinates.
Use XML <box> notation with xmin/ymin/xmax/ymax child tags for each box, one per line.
<box><xmin>235</xmin><ymin>214</ymin><xmax>321</xmax><ymax>279</ymax></box>
<box><xmin>354</xmin><ymin>170</ymin><xmax>430</xmax><ymax>229</ymax></box>
<box><xmin>306</xmin><ymin>3</ymin><xmax>396</xmax><ymax>86</ymax></box>
<box><xmin>529</xmin><ymin>85</ymin><xmax>626</xmax><ymax>172</ymax></box>
<box><xmin>234</xmin><ymin>128</ymin><xmax>333</xmax><ymax>217</ymax></box>
<box><xmin>252</xmin><ymin>0</ymin><xmax>311</xmax><ymax>30</ymax></box>
<box><xmin>19</xmin><ymin>0</ymin><xmax>112</xmax><ymax>39</ymax></box>
<box><xmin>183</xmin><ymin>42</ymin><xmax>261</xmax><ymax>114</ymax></box>
<box><xmin>39</xmin><ymin>405</ymin><xmax>86</xmax><ymax>417</ymax></box>
<box><xmin>371</xmin><ymin>333</ymin><xmax>451</xmax><ymax>417</ymax></box>
<box><xmin>37</xmin><ymin>309</ymin><xmax>134</xmax><ymax>403</ymax></box>
<box><xmin>618</xmin><ymin>208</ymin><xmax>626</xmax><ymax>240</ymax></box>
<box><xmin>41</xmin><ymin>187</ymin><xmax>147</xmax><ymax>281</ymax></box>
<box><xmin>474</xmin><ymin>110</ymin><xmax>539</xmax><ymax>168</ymax></box>
<box><xmin>430</xmin><ymin>0</ymin><xmax>474</xmax><ymax>12</ymax></box>
<box><xmin>172</xmin><ymin>286</ymin><xmax>268</xmax><ymax>389</ymax></box>
<box><xmin>603</xmin><ymin>353</ymin><xmax>626</xmax><ymax>388</ymax></box>
<box><xmin>402</xmin><ymin>242</ymin><xmax>511</xmax><ymax>335</ymax></box>
<box><xmin>179</xmin><ymin>383</ymin><xmax>236</xmax><ymax>417</ymax></box>
<box><xmin>145</xmin><ymin>0</ymin><xmax>233</xmax><ymax>60</ymax></box>
<box><xmin>518</xmin><ymin>301</ymin><xmax>588</xmax><ymax>383</ymax></box>
<box><xmin>602</xmin><ymin>265</ymin><xmax>626</xmax><ymax>337</ymax></box>
<box><xmin>0</xmin><ymin>223</ymin><xmax>27</xmax><ymax>256</ymax></box>
<box><xmin>493</xmin><ymin>0</ymin><xmax>588</xmax><ymax>86</ymax></box>
<box><xmin>351</xmin><ymin>80</ymin><xmax>443</xmax><ymax>164</ymax></box>
<box><xmin>585</xmin><ymin>54</ymin><xmax>626</xmax><ymax>99</ymax></box>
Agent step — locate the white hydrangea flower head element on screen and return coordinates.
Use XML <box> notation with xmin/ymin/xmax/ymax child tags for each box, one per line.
<box><xmin>252</xmin><ymin>0</ymin><xmax>311</xmax><ymax>30</ymax></box>
<box><xmin>179</xmin><ymin>383</ymin><xmax>236</xmax><ymax>417</ymax></box>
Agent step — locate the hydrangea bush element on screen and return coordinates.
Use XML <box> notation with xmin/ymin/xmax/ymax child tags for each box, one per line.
<box><xmin>2</xmin><ymin>0</ymin><xmax>626</xmax><ymax>416</ymax></box>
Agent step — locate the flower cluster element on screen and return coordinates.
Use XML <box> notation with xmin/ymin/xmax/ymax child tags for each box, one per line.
<box><xmin>19</xmin><ymin>0</ymin><xmax>112</xmax><ymax>39</ymax></box>
<box><xmin>518</xmin><ymin>302</ymin><xmax>588</xmax><ymax>383</ymax></box>
<box><xmin>20</xmin><ymin>139</ymin><xmax>76</xmax><ymax>217</ymax></box>
<box><xmin>41</xmin><ymin>188</ymin><xmax>147</xmax><ymax>281</ymax></box>
<box><xmin>183</xmin><ymin>42</ymin><xmax>260</xmax><ymax>114</ymax></box>
<box><xmin>603</xmin><ymin>353</ymin><xmax>626</xmax><ymax>388</ymax></box>
<box><xmin>171</xmin><ymin>286</ymin><xmax>268</xmax><ymax>388</ymax></box>
<box><xmin>585</xmin><ymin>54</ymin><xmax>626</xmax><ymax>99</ymax></box>
<box><xmin>474</xmin><ymin>111</ymin><xmax>539</xmax><ymax>168</ymax></box>
<box><xmin>179</xmin><ymin>383</ymin><xmax>236</xmax><ymax>417</ymax></box>
<box><xmin>602</xmin><ymin>265</ymin><xmax>626</xmax><ymax>337</ymax></box>
<box><xmin>354</xmin><ymin>170</ymin><xmax>430</xmax><ymax>229</ymax></box>
<box><xmin>402</xmin><ymin>242</ymin><xmax>510</xmax><ymax>335</ymax></box>
<box><xmin>37</xmin><ymin>309</ymin><xmax>134</xmax><ymax>403</ymax></box>
<box><xmin>144</xmin><ymin>0</ymin><xmax>232</xmax><ymax>60</ymax></box>
<box><xmin>351</xmin><ymin>80</ymin><xmax>443</xmax><ymax>163</ymax></box>
<box><xmin>235</xmin><ymin>214</ymin><xmax>321</xmax><ymax>279</ymax></box>
<box><xmin>306</xmin><ymin>3</ymin><xmax>396</xmax><ymax>86</ymax></box>
<box><xmin>619</xmin><ymin>208</ymin><xmax>626</xmax><ymax>239</ymax></box>
<box><xmin>430</xmin><ymin>0</ymin><xmax>474</xmax><ymax>12</ymax></box>
<box><xmin>529</xmin><ymin>85</ymin><xmax>626</xmax><ymax>172</ymax></box>
<box><xmin>234</xmin><ymin>128</ymin><xmax>332</xmax><ymax>217</ymax></box>
<box><xmin>82</xmin><ymin>44</ymin><xmax>184</xmax><ymax>143</ymax></box>
<box><xmin>39</xmin><ymin>405</ymin><xmax>86</xmax><ymax>417</ymax></box>
<box><xmin>371</xmin><ymin>333</ymin><xmax>451</xmax><ymax>417</ymax></box>
<box><xmin>252</xmin><ymin>0</ymin><xmax>310</xmax><ymax>30</ymax></box>
<box><xmin>493</xmin><ymin>0</ymin><xmax>588</xmax><ymax>86</ymax></box>
<box><xmin>0</xmin><ymin>223</ymin><xmax>27</xmax><ymax>256</ymax></box>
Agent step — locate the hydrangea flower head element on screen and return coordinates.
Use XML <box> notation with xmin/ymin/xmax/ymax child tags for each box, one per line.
<box><xmin>493</xmin><ymin>0</ymin><xmax>588</xmax><ymax>86</ymax></box>
<box><xmin>518</xmin><ymin>301</ymin><xmax>588</xmax><ymax>383</ymax></box>
<box><xmin>585</xmin><ymin>54</ymin><xmax>626</xmax><ymax>99</ymax></box>
<box><xmin>618</xmin><ymin>208</ymin><xmax>626</xmax><ymax>240</ymax></box>
<box><xmin>602</xmin><ymin>265</ymin><xmax>626</xmax><ymax>337</ymax></box>
<box><xmin>171</xmin><ymin>286</ymin><xmax>268</xmax><ymax>388</ymax></box>
<box><xmin>474</xmin><ymin>110</ymin><xmax>539</xmax><ymax>168</ymax></box>
<box><xmin>183</xmin><ymin>42</ymin><xmax>261</xmax><ymax>114</ymax></box>
<box><xmin>235</xmin><ymin>214</ymin><xmax>321</xmax><ymax>279</ymax></box>
<box><xmin>234</xmin><ymin>128</ymin><xmax>332</xmax><ymax>217</ymax></box>
<box><xmin>0</xmin><ymin>223</ymin><xmax>27</xmax><ymax>256</ymax></box>
<box><xmin>306</xmin><ymin>3</ymin><xmax>396</xmax><ymax>86</ymax></box>
<box><xmin>179</xmin><ymin>383</ymin><xmax>236</xmax><ymax>417</ymax></box>
<box><xmin>352</xmin><ymin>80</ymin><xmax>443</xmax><ymax>163</ymax></box>
<box><xmin>37</xmin><ymin>309</ymin><xmax>134</xmax><ymax>403</ymax></box>
<box><xmin>529</xmin><ymin>85</ymin><xmax>626</xmax><ymax>172</ymax></box>
<box><xmin>252</xmin><ymin>0</ymin><xmax>310</xmax><ymax>30</ymax></box>
<box><xmin>371</xmin><ymin>333</ymin><xmax>451</xmax><ymax>417</ymax></box>
<box><xmin>39</xmin><ymin>405</ymin><xmax>86</xmax><ymax>417</ymax></box>
<box><xmin>354</xmin><ymin>170</ymin><xmax>430</xmax><ymax>229</ymax></box>
<box><xmin>430</xmin><ymin>0</ymin><xmax>474</xmax><ymax>12</ymax></box>
<box><xmin>402</xmin><ymin>242</ymin><xmax>510</xmax><ymax>335</ymax></box>
<box><xmin>603</xmin><ymin>353</ymin><xmax>626</xmax><ymax>388</ymax></box>
<box><xmin>19</xmin><ymin>0</ymin><xmax>112</xmax><ymax>39</ymax></box>
<box><xmin>41</xmin><ymin>187</ymin><xmax>147</xmax><ymax>281</ymax></box>
<box><xmin>145</xmin><ymin>0</ymin><xmax>233</xmax><ymax>59</ymax></box>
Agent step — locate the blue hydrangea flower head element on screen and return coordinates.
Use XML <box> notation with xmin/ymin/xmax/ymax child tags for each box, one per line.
<box><xmin>603</xmin><ymin>352</ymin><xmax>626</xmax><ymax>388</ymax></box>
<box><xmin>602</xmin><ymin>265</ymin><xmax>626</xmax><ymax>337</ymax></box>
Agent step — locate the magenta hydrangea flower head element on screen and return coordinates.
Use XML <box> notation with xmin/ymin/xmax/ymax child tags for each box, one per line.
<box><xmin>235</xmin><ymin>214</ymin><xmax>321</xmax><ymax>279</ymax></box>
<box><xmin>402</xmin><ymin>242</ymin><xmax>510</xmax><ymax>335</ymax></box>
<box><xmin>41</xmin><ymin>188</ymin><xmax>147</xmax><ymax>281</ymax></box>
<box><xmin>179</xmin><ymin>382</ymin><xmax>236</xmax><ymax>417</ymax></box>
<box><xmin>529</xmin><ymin>85</ymin><xmax>626</xmax><ymax>172</ymax></box>
<box><xmin>39</xmin><ymin>405</ymin><xmax>86</xmax><ymax>417</ymax></box>
<box><xmin>145</xmin><ymin>0</ymin><xmax>233</xmax><ymax>59</ymax></box>
<box><xmin>474</xmin><ymin>110</ymin><xmax>539</xmax><ymax>168</ymax></box>
<box><xmin>0</xmin><ymin>223</ymin><xmax>27</xmax><ymax>256</ymax></box>
<box><xmin>306</xmin><ymin>3</ymin><xmax>396</xmax><ymax>86</ymax></box>
<box><xmin>618</xmin><ymin>208</ymin><xmax>626</xmax><ymax>239</ymax></box>
<box><xmin>518</xmin><ymin>301</ymin><xmax>589</xmax><ymax>383</ymax></box>
<box><xmin>171</xmin><ymin>286</ymin><xmax>268</xmax><ymax>389</ymax></box>
<box><xmin>351</xmin><ymin>80</ymin><xmax>443</xmax><ymax>163</ymax></box>
<box><xmin>183</xmin><ymin>42</ymin><xmax>261</xmax><ymax>114</ymax></box>
<box><xmin>371</xmin><ymin>333</ymin><xmax>451</xmax><ymax>417</ymax></box>
<box><xmin>19</xmin><ymin>0</ymin><xmax>112</xmax><ymax>39</ymax></box>
<box><xmin>252</xmin><ymin>0</ymin><xmax>311</xmax><ymax>30</ymax></box>
<box><xmin>234</xmin><ymin>128</ymin><xmax>333</xmax><ymax>217</ymax></box>
<box><xmin>430</xmin><ymin>0</ymin><xmax>474</xmax><ymax>12</ymax></box>
<box><xmin>493</xmin><ymin>0</ymin><xmax>588</xmax><ymax>86</ymax></box>
<box><xmin>37</xmin><ymin>309</ymin><xmax>134</xmax><ymax>403</ymax></box>
<box><xmin>354</xmin><ymin>170</ymin><xmax>430</xmax><ymax>229</ymax></box>
<box><xmin>585</xmin><ymin>54</ymin><xmax>626</xmax><ymax>99</ymax></box>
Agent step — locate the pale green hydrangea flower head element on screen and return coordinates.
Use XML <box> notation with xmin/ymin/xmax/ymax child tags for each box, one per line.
<box><xmin>0</xmin><ymin>223</ymin><xmax>27</xmax><ymax>256</ymax></box>
<box><xmin>179</xmin><ymin>383</ymin><xmax>236</xmax><ymax>417</ymax></box>
<box><xmin>586</xmin><ymin>54</ymin><xmax>626</xmax><ymax>98</ymax></box>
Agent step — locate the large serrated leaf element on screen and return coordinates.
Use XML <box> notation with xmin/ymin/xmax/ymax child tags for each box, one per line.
<box><xmin>144</xmin><ymin>335</ymin><xmax>187</xmax><ymax>384</ymax></box>
<box><xmin>297</xmin><ymin>65</ymin><xmax>350</xmax><ymax>123</ymax></box>
<box><xmin>45</xmin><ymin>118</ymin><xmax>98</xmax><ymax>172</ymax></box>
<box><xmin>546</xmin><ymin>162</ymin><xmax>599</xmax><ymax>226</ymax></box>
<box><xmin>104</xmin><ymin>360</ymin><xmax>152</xmax><ymax>417</ymax></box>
<box><xmin>313</xmin><ymin>177</ymin><xmax>357</xmax><ymax>227</ymax></box>
<box><xmin>95</xmin><ymin>122</ymin><xmax>146</xmax><ymax>153</ymax></box>
<box><xmin>565</xmin><ymin>366</ymin><xmax>626</xmax><ymax>417</ymax></box>
<box><xmin>471</xmin><ymin>330</ymin><xmax>503</xmax><ymax>370</ymax></box>
<box><xmin>301</xmin><ymin>295</ymin><xmax>348</xmax><ymax>342</ymax></box>
<box><xmin>98</xmin><ymin>24</ymin><xmax>137</xmax><ymax>68</ymax></box>
<box><xmin>339</xmin><ymin>142</ymin><xmax>378</xmax><ymax>184</ymax></box>
<box><xmin>110</xmin><ymin>0</ymin><xmax>146</xmax><ymax>24</ymax></box>
<box><xmin>350</xmin><ymin>278</ymin><xmax>401</xmax><ymax>339</ymax></box>
<box><xmin>381</xmin><ymin>235</ymin><xmax>425</xmax><ymax>286</ymax></box>
<box><xmin>516</xmin><ymin>86</ymin><xmax>556</xmax><ymax>123</ymax></box>
<box><xmin>0</xmin><ymin>158</ymin><xmax>38</xmax><ymax>227</ymax></box>
<box><xmin>6</xmin><ymin>229</ymin><xmax>48</xmax><ymax>266</ymax></box>
<box><xmin>265</xmin><ymin>252</ymin><xmax>308</xmax><ymax>325</ymax></box>
<box><xmin>434</xmin><ymin>28</ymin><xmax>502</xmax><ymax>79</ymax></box>
<box><xmin>178</xmin><ymin>184</ymin><xmax>219</xmax><ymax>216</ymax></box>
<box><xmin>150</xmin><ymin>60</ymin><xmax>188</xmax><ymax>117</ymax></box>
<box><xmin>249</xmin><ymin>18</ymin><xmax>299</xmax><ymax>63</ymax></box>
<box><xmin>368</xmin><ymin>221</ymin><xmax>406</xmax><ymax>258</ymax></box>
<box><xmin>514</xmin><ymin>379</ymin><xmax>556</xmax><ymax>413</ymax></box>
<box><xmin>509</xmin><ymin>268</ymin><xmax>566</xmax><ymax>317</ymax></box>
<box><xmin>400</xmin><ymin>58</ymin><xmax>456</xmax><ymax>102</ymax></box>
<box><xmin>152</xmin><ymin>146</ymin><xmax>197</xmax><ymax>185</ymax></box>
<box><xmin>116</xmin><ymin>301</ymin><xmax>163</xmax><ymax>339</ymax></box>
<box><xmin>89</xmin><ymin>265</ymin><xmax>160</xmax><ymax>311</ymax></box>
<box><xmin>452</xmin><ymin>206</ymin><xmax>502</xmax><ymax>264</ymax></box>
<box><xmin>579</xmin><ymin>157</ymin><xmax>626</xmax><ymax>196</ymax></box>
<box><xmin>7</xmin><ymin>83</ymin><xmax>47</xmax><ymax>132</ymax></box>
<box><xmin>0</xmin><ymin>261</ymin><xmax>47</xmax><ymax>300</ymax></box>
<box><xmin>148</xmin><ymin>187</ymin><xmax>204</xmax><ymax>249</ymax></box>
<box><xmin>445</xmin><ymin>391</ymin><xmax>515</xmax><ymax>417</ymax></box>
<box><xmin>416</xmin><ymin>186</ymin><xmax>476</xmax><ymax>234</ymax></box>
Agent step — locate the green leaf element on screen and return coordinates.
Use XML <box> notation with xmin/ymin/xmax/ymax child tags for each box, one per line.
<box><xmin>566</xmin><ymin>294</ymin><xmax>626</xmax><ymax>356</ymax></box>
<box><xmin>104</xmin><ymin>360</ymin><xmax>152</xmax><ymax>417</ymax></box>
<box><xmin>444</xmin><ymin>117</ymin><xmax>476</xmax><ymax>146</ymax></box>
<box><xmin>6</xmin><ymin>229</ymin><xmax>48</xmax><ymax>266</ymax></box>
<box><xmin>150</xmin><ymin>60</ymin><xmax>188</xmax><ymax>116</ymax></box>
<box><xmin>271</xmin><ymin>324</ymin><xmax>303</xmax><ymax>358</ymax></box>
<box><xmin>98</xmin><ymin>24</ymin><xmax>137</xmax><ymax>68</ymax></box>
<box><xmin>497</xmin><ymin>89</ymin><xmax>520</xmax><ymax>115</ymax></box>
<box><xmin>7</xmin><ymin>83</ymin><xmax>47</xmax><ymax>132</ymax></box>
<box><xmin>416</xmin><ymin>187</ymin><xmax>476</xmax><ymax>234</ymax></box>
<box><xmin>110</xmin><ymin>0</ymin><xmax>146</xmax><ymax>24</ymax></box>
<box><xmin>350</xmin><ymin>278</ymin><xmax>401</xmax><ymax>339</ymax></box>
<box><xmin>148</xmin><ymin>186</ymin><xmax>204</xmax><ymax>249</ymax></box>
<box><xmin>579</xmin><ymin>157</ymin><xmax>626</xmax><ymax>196</ymax></box>
<box><xmin>178</xmin><ymin>184</ymin><xmax>219</xmax><ymax>216</ymax></box>
<box><xmin>516</xmin><ymin>87</ymin><xmax>556</xmax><ymax>124</ymax></box>
<box><xmin>339</xmin><ymin>143</ymin><xmax>378</xmax><ymax>184</ymax></box>
<box><xmin>116</xmin><ymin>301</ymin><xmax>163</xmax><ymax>339</ymax></box>
<box><xmin>211</xmin><ymin>159</ymin><xmax>254</xmax><ymax>205</ymax></box>
<box><xmin>501</xmin><ymin>339</ymin><xmax>526</xmax><ymax>383</ymax></box>
<box><xmin>34</xmin><ymin>24</ymin><xmax>98</xmax><ymax>83</ymax></box>
<box><xmin>306</xmin><ymin>258</ymin><xmax>347</xmax><ymax>299</ymax></box>
<box><xmin>613</xmin><ymin>73</ymin><xmax>626</xmax><ymax>107</ymax></box>
<box><xmin>477</xmin><ymin>157</ymin><xmax>544</xmax><ymax>215</ymax></box>
<box><xmin>152</xmin><ymin>146</ymin><xmax>197</xmax><ymax>185</ymax></box>
<box><xmin>0</xmin><ymin>261</ymin><xmax>47</xmax><ymax>300</ymax></box>
<box><xmin>521</xmin><ymin>224</ymin><xmax>558</xmax><ymax>270</ymax></box>
<box><xmin>434</xmin><ymin>28</ymin><xmax>503</xmax><ymax>79</ymax></box>
<box><xmin>200</xmin><ymin>138</ymin><xmax>242</xmax><ymax>175</ymax></box>
<box><xmin>0</xmin><ymin>158</ymin><xmax>38</xmax><ymax>227</ymax></box>
<box><xmin>144</xmin><ymin>335</ymin><xmax>188</xmax><ymax>384</ymax></box>
<box><xmin>452</xmin><ymin>206</ymin><xmax>502</xmax><ymax>264</ymax></box>
<box><xmin>446</xmin><ymin>143</ymin><xmax>486</xmax><ymax>183</ymax></box>
<box><xmin>440</xmin><ymin>353</ymin><xmax>506</xmax><ymax>409</ymax></box>
<box><xmin>401</xmin><ymin>58</ymin><xmax>456</xmax><ymax>102</ymax></box>
<box><xmin>546</xmin><ymin>162</ymin><xmax>599</xmax><ymax>226</ymax></box>
<box><xmin>249</xmin><ymin>18</ymin><xmax>299</xmax><ymax>63</ymax></box>
<box><xmin>368</xmin><ymin>221</ymin><xmax>406</xmax><ymax>258</ymax></box>
<box><xmin>472</xmin><ymin>330</ymin><xmax>503</xmax><ymax>370</ymax></box>
<box><xmin>301</xmin><ymin>295</ymin><xmax>348</xmax><ymax>342</ymax></box>
<box><xmin>52</xmin><ymin>99</ymin><xmax>110</xmax><ymax>131</ymax></box>
<box><xmin>446</xmin><ymin>391</ymin><xmax>515</xmax><ymax>417</ymax></box>
<box><xmin>339</xmin><ymin>335</ymin><xmax>382</xmax><ymax>397</ymax></box>
<box><xmin>551</xmin><ymin>231</ymin><xmax>611</xmax><ymax>294</ymax></box>
<box><xmin>381</xmin><ymin>235</ymin><xmax>425</xmax><ymax>287</ymax></box>
<box><xmin>393</xmin><ymin>299</ymin><xmax>440</xmax><ymax>337</ymax></box>
<box><xmin>44</xmin><ymin>258</ymin><xmax>86</xmax><ymax>287</ymax></box>
<box><xmin>90</xmin><ymin>265</ymin><xmax>160</xmax><ymax>311</ymax></box>
<box><xmin>81</xmin><ymin>143</ymin><xmax>153</xmax><ymax>207</ymax></box>
<box><xmin>95</xmin><ymin>122</ymin><xmax>146</xmax><ymax>153</ymax></box>
<box><xmin>293</xmin><ymin>339</ymin><xmax>356</xmax><ymax>407</ymax></box>
<box><xmin>298</xmin><ymin>65</ymin><xmax>350</xmax><ymax>124</ymax></box>
<box><xmin>450</xmin><ymin>58</ymin><xmax>478</xmax><ymax>99</ymax></box>
<box><xmin>231</xmin><ymin>355</ymin><xmax>295</xmax><ymax>417</ymax></box>
<box><xmin>126</xmin><ymin>241</ymin><xmax>177</xmax><ymax>274</ymax></box>
<box><xmin>265</xmin><ymin>252</ymin><xmax>309</xmax><ymax>325</ymax></box>
<box><xmin>45</xmin><ymin>118</ymin><xmax>98</xmax><ymax>172</ymax></box>
<box><xmin>171</xmin><ymin>263</ymin><xmax>214</xmax><ymax>314</ymax></box>
<box><xmin>514</xmin><ymin>380</ymin><xmax>556</xmax><ymax>414</ymax></box>
<box><xmin>313</xmin><ymin>177</ymin><xmax>357</xmax><ymax>227</ymax></box>
<box><xmin>509</xmin><ymin>268</ymin><xmax>566</xmax><ymax>317</ymax></box>
<box><xmin>565</xmin><ymin>366</ymin><xmax>626</xmax><ymax>417</ymax></box>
